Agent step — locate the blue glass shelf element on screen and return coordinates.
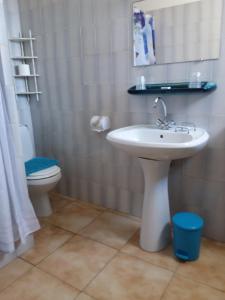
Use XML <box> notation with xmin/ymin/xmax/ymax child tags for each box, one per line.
<box><xmin>128</xmin><ymin>82</ymin><xmax>217</xmax><ymax>95</ymax></box>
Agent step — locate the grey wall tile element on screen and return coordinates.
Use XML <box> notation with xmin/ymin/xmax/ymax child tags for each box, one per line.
<box><xmin>80</xmin><ymin>0</ymin><xmax>94</xmax><ymax>27</ymax></box>
<box><xmin>208</xmin><ymin>116</ymin><xmax>225</xmax><ymax>149</ymax></box>
<box><xmin>83</xmin><ymin>55</ymin><xmax>98</xmax><ymax>85</ymax></box>
<box><xmin>66</xmin><ymin>0</ymin><xmax>81</xmax><ymax>30</ymax></box>
<box><xmin>93</xmin><ymin>0</ymin><xmax>110</xmax><ymax>28</ymax></box>
<box><xmin>111</xmin><ymin>51</ymin><xmax>129</xmax><ymax>85</ymax></box>
<box><xmin>181</xmin><ymin>176</ymin><xmax>225</xmax><ymax>241</ymax></box>
<box><xmin>109</xmin><ymin>0</ymin><xmax>130</xmax><ymax>19</ymax></box>
<box><xmin>117</xmin><ymin>188</ymin><xmax>132</xmax><ymax>214</ymax></box>
<box><xmin>81</xmin><ymin>25</ymin><xmax>96</xmax><ymax>56</ymax></box>
<box><xmin>97</xmin><ymin>55</ymin><xmax>112</xmax><ymax>85</ymax></box>
<box><xmin>182</xmin><ymin>149</ymin><xmax>207</xmax><ymax>178</ymax></box>
<box><xmin>111</xmin><ymin>18</ymin><xmax>129</xmax><ymax>53</ymax></box>
<box><xmin>167</xmin><ymin>62</ymin><xmax>189</xmax><ymax>82</ymax></box>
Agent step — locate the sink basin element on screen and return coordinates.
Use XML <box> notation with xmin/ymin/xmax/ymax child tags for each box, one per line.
<box><xmin>107</xmin><ymin>125</ymin><xmax>209</xmax><ymax>252</ymax></box>
<box><xmin>107</xmin><ymin>125</ymin><xmax>209</xmax><ymax>160</ymax></box>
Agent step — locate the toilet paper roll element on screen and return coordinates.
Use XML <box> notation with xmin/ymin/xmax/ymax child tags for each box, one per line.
<box><xmin>90</xmin><ymin>116</ymin><xmax>101</xmax><ymax>128</ymax></box>
<box><xmin>90</xmin><ymin>116</ymin><xmax>111</xmax><ymax>133</ymax></box>
<box><xmin>15</xmin><ymin>64</ymin><xmax>30</xmax><ymax>76</ymax></box>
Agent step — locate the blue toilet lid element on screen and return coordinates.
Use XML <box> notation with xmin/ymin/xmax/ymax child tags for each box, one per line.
<box><xmin>172</xmin><ymin>212</ymin><xmax>204</xmax><ymax>231</ymax></box>
<box><xmin>25</xmin><ymin>157</ymin><xmax>59</xmax><ymax>176</ymax></box>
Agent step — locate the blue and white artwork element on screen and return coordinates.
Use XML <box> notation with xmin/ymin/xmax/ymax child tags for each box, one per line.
<box><xmin>133</xmin><ymin>9</ymin><xmax>156</xmax><ymax>66</ymax></box>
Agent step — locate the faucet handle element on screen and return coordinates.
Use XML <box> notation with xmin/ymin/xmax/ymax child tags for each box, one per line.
<box><xmin>155</xmin><ymin>119</ymin><xmax>175</xmax><ymax>130</ymax></box>
<box><xmin>175</xmin><ymin>126</ymin><xmax>190</xmax><ymax>134</ymax></box>
<box><xmin>155</xmin><ymin>118</ymin><xmax>165</xmax><ymax>128</ymax></box>
<box><xmin>156</xmin><ymin>118</ymin><xmax>164</xmax><ymax>124</ymax></box>
<box><xmin>167</xmin><ymin>120</ymin><xmax>176</xmax><ymax>127</ymax></box>
<box><xmin>180</xmin><ymin>122</ymin><xmax>196</xmax><ymax>131</ymax></box>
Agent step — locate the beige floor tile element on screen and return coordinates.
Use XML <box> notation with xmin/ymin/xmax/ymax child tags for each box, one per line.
<box><xmin>51</xmin><ymin>193</ymin><xmax>106</xmax><ymax>211</ymax></box>
<box><xmin>86</xmin><ymin>253</ymin><xmax>173</xmax><ymax>300</ymax></box>
<box><xmin>49</xmin><ymin>193</ymin><xmax>73</xmax><ymax>212</ymax></box>
<box><xmin>162</xmin><ymin>275</ymin><xmax>225</xmax><ymax>300</ymax></box>
<box><xmin>80</xmin><ymin>212</ymin><xmax>140</xmax><ymax>249</ymax></box>
<box><xmin>0</xmin><ymin>258</ymin><xmax>32</xmax><ymax>292</ymax></box>
<box><xmin>107</xmin><ymin>208</ymin><xmax>141</xmax><ymax>222</ymax></box>
<box><xmin>44</xmin><ymin>203</ymin><xmax>103</xmax><ymax>233</ymax></box>
<box><xmin>20</xmin><ymin>223</ymin><xmax>73</xmax><ymax>265</ymax></box>
<box><xmin>121</xmin><ymin>231</ymin><xmax>178</xmax><ymax>271</ymax></box>
<box><xmin>38</xmin><ymin>235</ymin><xmax>117</xmax><ymax>290</ymax></box>
<box><xmin>76</xmin><ymin>293</ymin><xmax>95</xmax><ymax>300</ymax></box>
<box><xmin>176</xmin><ymin>238</ymin><xmax>225</xmax><ymax>291</ymax></box>
<box><xmin>0</xmin><ymin>267</ymin><xmax>79</xmax><ymax>300</ymax></box>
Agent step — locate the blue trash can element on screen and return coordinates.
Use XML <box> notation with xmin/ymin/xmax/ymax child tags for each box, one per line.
<box><xmin>172</xmin><ymin>212</ymin><xmax>204</xmax><ymax>261</ymax></box>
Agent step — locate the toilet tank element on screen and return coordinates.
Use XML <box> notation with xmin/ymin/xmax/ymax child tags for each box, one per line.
<box><xmin>19</xmin><ymin>125</ymin><xmax>35</xmax><ymax>162</ymax></box>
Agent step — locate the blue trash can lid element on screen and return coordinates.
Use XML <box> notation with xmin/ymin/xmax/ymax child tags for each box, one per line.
<box><xmin>172</xmin><ymin>212</ymin><xmax>204</xmax><ymax>231</ymax></box>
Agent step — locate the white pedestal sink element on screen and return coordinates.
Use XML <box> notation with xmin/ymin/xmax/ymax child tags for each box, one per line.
<box><xmin>107</xmin><ymin>125</ymin><xmax>209</xmax><ymax>252</ymax></box>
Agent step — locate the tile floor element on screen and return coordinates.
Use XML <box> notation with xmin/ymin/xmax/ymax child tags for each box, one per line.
<box><xmin>0</xmin><ymin>193</ymin><xmax>225</xmax><ymax>300</ymax></box>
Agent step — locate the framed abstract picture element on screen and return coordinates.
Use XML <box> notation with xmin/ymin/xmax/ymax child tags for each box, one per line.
<box><xmin>133</xmin><ymin>0</ymin><xmax>223</xmax><ymax>66</ymax></box>
<box><xmin>133</xmin><ymin>8</ymin><xmax>156</xmax><ymax>66</ymax></box>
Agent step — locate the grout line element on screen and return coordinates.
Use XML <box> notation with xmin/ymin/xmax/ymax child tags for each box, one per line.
<box><xmin>42</xmin><ymin>196</ymin><xmax>180</xmax><ymax>274</ymax></box>
<box><xmin>29</xmin><ymin>231</ymin><xmax>119</xmax><ymax>294</ymax></box>
<box><xmin>1</xmin><ymin>195</ymin><xmax>224</xmax><ymax>298</ymax></box>
<box><xmin>75</xmin><ymin>291</ymin><xmax>98</xmax><ymax>300</ymax></box>
<box><xmin>30</xmin><ymin>200</ymin><xmax>121</xmax><ymax>294</ymax></box>
<box><xmin>181</xmin><ymin>172</ymin><xmax>225</xmax><ymax>184</ymax></box>
<box><xmin>118</xmin><ymin>228</ymin><xmax>180</xmax><ymax>273</ymax></box>
<box><xmin>21</xmin><ymin>195</ymin><xmax>225</xmax><ymax>297</ymax></box>
<box><xmin>19</xmin><ymin>256</ymin><xmax>36</xmax><ymax>267</ymax></box>
<box><xmin>81</xmin><ymin>250</ymin><xmax>119</xmax><ymax>293</ymax></box>
<box><xmin>76</xmin><ymin>214</ymin><xmax>140</xmax><ymax>251</ymax></box>
<box><xmin>52</xmin><ymin>192</ymin><xmax>141</xmax><ymax>222</ymax></box>
<box><xmin>120</xmin><ymin>227</ymin><xmax>140</xmax><ymax>248</ymax></box>
<box><xmin>40</xmin><ymin>207</ymin><xmax>102</xmax><ymax>234</ymax></box>
<box><xmin>34</xmin><ymin>223</ymin><xmax>225</xmax><ymax>298</ymax></box>
<box><xmin>38</xmin><ymin>233</ymin><xmax>76</xmax><ymax>262</ymax></box>
<box><xmin>20</xmin><ymin>233</ymin><xmax>76</xmax><ymax>266</ymax></box>
<box><xmin>51</xmin><ymin>192</ymin><xmax>107</xmax><ymax>212</ymax></box>
<box><xmin>35</xmin><ymin>263</ymin><xmax>82</xmax><ymax>292</ymax></box>
<box><xmin>0</xmin><ymin>264</ymin><xmax>36</xmax><ymax>295</ymax></box>
<box><xmin>118</xmin><ymin>249</ymin><xmax>179</xmax><ymax>274</ymax></box>
<box><xmin>76</xmin><ymin>233</ymin><xmax>120</xmax><ymax>251</ymax></box>
<box><xmin>159</xmin><ymin>271</ymin><xmax>176</xmax><ymax>300</ymax></box>
<box><xmin>33</xmin><ymin>235</ymin><xmax>119</xmax><ymax>295</ymax></box>
<box><xmin>173</xmin><ymin>272</ymin><xmax>225</xmax><ymax>294</ymax></box>
<box><xmin>50</xmin><ymin>199</ymin><xmax>74</xmax><ymax>212</ymax></box>
<box><xmin>76</xmin><ymin>210</ymin><xmax>106</xmax><ymax>235</ymax></box>
<box><xmin>118</xmin><ymin>251</ymin><xmax>176</xmax><ymax>276</ymax></box>
<box><xmin>39</xmin><ymin>218</ymin><xmax>81</xmax><ymax>235</ymax></box>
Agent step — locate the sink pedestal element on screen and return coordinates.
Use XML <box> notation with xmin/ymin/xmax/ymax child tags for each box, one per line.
<box><xmin>107</xmin><ymin>125</ymin><xmax>209</xmax><ymax>251</ymax></box>
<box><xmin>139</xmin><ymin>158</ymin><xmax>171</xmax><ymax>252</ymax></box>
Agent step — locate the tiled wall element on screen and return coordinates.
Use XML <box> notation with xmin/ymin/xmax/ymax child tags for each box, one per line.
<box><xmin>18</xmin><ymin>0</ymin><xmax>225</xmax><ymax>242</ymax></box>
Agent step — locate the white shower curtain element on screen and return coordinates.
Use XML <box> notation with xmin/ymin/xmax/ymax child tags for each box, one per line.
<box><xmin>0</xmin><ymin>79</ymin><xmax>40</xmax><ymax>253</ymax></box>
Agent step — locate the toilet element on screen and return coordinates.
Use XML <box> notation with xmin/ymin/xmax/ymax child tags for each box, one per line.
<box><xmin>20</xmin><ymin>125</ymin><xmax>61</xmax><ymax>217</ymax></box>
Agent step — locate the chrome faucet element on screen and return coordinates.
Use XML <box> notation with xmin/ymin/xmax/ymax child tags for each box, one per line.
<box><xmin>152</xmin><ymin>97</ymin><xmax>176</xmax><ymax>129</ymax></box>
<box><xmin>153</xmin><ymin>96</ymin><xmax>167</xmax><ymax>120</ymax></box>
<box><xmin>153</xmin><ymin>96</ymin><xmax>169</xmax><ymax>128</ymax></box>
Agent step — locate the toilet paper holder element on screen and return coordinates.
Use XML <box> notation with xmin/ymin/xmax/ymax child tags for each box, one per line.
<box><xmin>90</xmin><ymin>116</ymin><xmax>111</xmax><ymax>133</ymax></box>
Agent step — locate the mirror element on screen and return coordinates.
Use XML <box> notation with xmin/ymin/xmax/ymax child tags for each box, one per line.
<box><xmin>133</xmin><ymin>0</ymin><xmax>223</xmax><ymax>66</ymax></box>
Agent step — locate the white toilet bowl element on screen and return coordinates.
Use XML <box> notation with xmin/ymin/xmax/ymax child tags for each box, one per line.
<box><xmin>20</xmin><ymin>125</ymin><xmax>62</xmax><ymax>217</ymax></box>
<box><xmin>27</xmin><ymin>166</ymin><xmax>61</xmax><ymax>217</ymax></box>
